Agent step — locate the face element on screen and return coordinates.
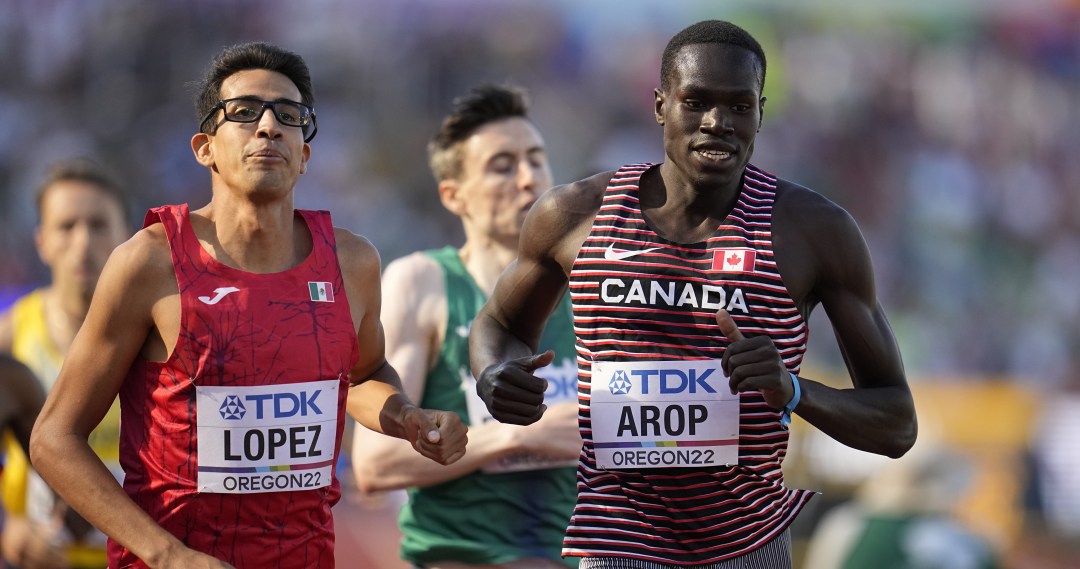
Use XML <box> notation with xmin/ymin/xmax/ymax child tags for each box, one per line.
<box><xmin>192</xmin><ymin>69</ymin><xmax>311</xmax><ymax>199</ymax></box>
<box><xmin>441</xmin><ymin>117</ymin><xmax>552</xmax><ymax>244</ymax></box>
<box><xmin>655</xmin><ymin>43</ymin><xmax>765</xmax><ymax>191</ymax></box>
<box><xmin>36</xmin><ymin>181</ymin><xmax>128</xmax><ymax>299</ymax></box>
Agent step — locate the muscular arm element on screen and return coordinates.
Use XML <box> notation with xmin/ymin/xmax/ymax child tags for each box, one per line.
<box><xmin>338</xmin><ymin>232</ymin><xmax>466</xmax><ymax>466</ymax></box>
<box><xmin>773</xmin><ymin>184</ymin><xmax>916</xmax><ymax>457</ymax></box>
<box><xmin>29</xmin><ymin>229</ymin><xmax>224</xmax><ymax>568</ymax></box>
<box><xmin>352</xmin><ymin>254</ymin><xmax>578</xmax><ymax>492</ymax></box>
<box><xmin>469</xmin><ymin>174</ymin><xmax>608</xmax><ymax>425</ymax></box>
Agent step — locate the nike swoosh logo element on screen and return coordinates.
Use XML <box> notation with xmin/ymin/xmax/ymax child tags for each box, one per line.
<box><xmin>604</xmin><ymin>244</ymin><xmax>659</xmax><ymax>261</ymax></box>
<box><xmin>198</xmin><ymin>287</ymin><xmax>241</xmax><ymax>305</ymax></box>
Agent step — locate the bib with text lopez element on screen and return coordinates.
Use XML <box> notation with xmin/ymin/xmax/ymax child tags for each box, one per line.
<box><xmin>196</xmin><ymin>380</ymin><xmax>338</xmax><ymax>493</ymax></box>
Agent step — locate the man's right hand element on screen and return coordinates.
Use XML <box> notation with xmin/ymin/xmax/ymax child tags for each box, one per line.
<box><xmin>401</xmin><ymin>407</ymin><xmax>468</xmax><ymax>465</ymax></box>
<box><xmin>476</xmin><ymin>350</ymin><xmax>553</xmax><ymax>425</ymax></box>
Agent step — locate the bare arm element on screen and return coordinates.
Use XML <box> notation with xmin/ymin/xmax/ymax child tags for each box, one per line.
<box><xmin>469</xmin><ymin>174</ymin><xmax>608</xmax><ymax>425</ymax></box>
<box><xmin>338</xmin><ymin>232</ymin><xmax>467</xmax><ymax>466</ymax></box>
<box><xmin>29</xmin><ymin>229</ymin><xmax>234</xmax><ymax>569</ymax></box>
<box><xmin>793</xmin><ymin>199</ymin><xmax>916</xmax><ymax>457</ymax></box>
<box><xmin>724</xmin><ymin>183</ymin><xmax>916</xmax><ymax>458</ymax></box>
<box><xmin>352</xmin><ymin>254</ymin><xmax>579</xmax><ymax>493</ymax></box>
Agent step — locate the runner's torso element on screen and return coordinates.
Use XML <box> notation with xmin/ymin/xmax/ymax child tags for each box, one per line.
<box><xmin>109</xmin><ymin>204</ymin><xmax>358</xmax><ymax>569</ymax></box>
<box><xmin>397</xmin><ymin>246</ymin><xmax>579</xmax><ymax>566</ymax></box>
<box><xmin>564</xmin><ymin>163</ymin><xmax>814</xmax><ymax>564</ymax></box>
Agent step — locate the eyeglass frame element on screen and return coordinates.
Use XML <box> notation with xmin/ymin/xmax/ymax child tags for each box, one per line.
<box><xmin>199</xmin><ymin>97</ymin><xmax>318</xmax><ymax>143</ymax></box>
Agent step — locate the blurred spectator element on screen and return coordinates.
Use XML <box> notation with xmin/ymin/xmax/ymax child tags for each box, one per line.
<box><xmin>0</xmin><ymin>157</ymin><xmax>130</xmax><ymax>569</ymax></box>
<box><xmin>803</xmin><ymin>445</ymin><xmax>1001</xmax><ymax>569</ymax></box>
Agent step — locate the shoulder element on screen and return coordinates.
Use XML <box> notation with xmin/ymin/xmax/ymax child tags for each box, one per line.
<box><xmin>382</xmin><ymin>251</ymin><xmax>445</xmax><ymax>304</ymax></box>
<box><xmin>774</xmin><ymin>179</ymin><xmax>865</xmax><ymax>251</ymax></box>
<box><xmin>524</xmin><ymin>169</ymin><xmax>613</xmax><ymax>240</ymax></box>
<box><xmin>774</xmin><ymin>178</ymin><xmax>854</xmax><ymax>224</ymax></box>
<box><xmin>523</xmin><ymin>171</ymin><xmax>615</xmax><ymax>265</ymax></box>
<box><xmin>772</xmin><ymin>178</ymin><xmax>875</xmax><ymax>301</ymax></box>
<box><xmin>333</xmin><ymin>227</ymin><xmax>382</xmax><ymax>275</ymax></box>
<box><xmin>107</xmin><ymin>224</ymin><xmax>176</xmax><ymax>282</ymax></box>
<box><xmin>537</xmin><ymin>170</ymin><xmax>614</xmax><ymax>221</ymax></box>
<box><xmin>83</xmin><ymin>225</ymin><xmax>178</xmax><ymax>318</ymax></box>
<box><xmin>383</xmin><ymin>251</ymin><xmax>442</xmax><ymax>288</ymax></box>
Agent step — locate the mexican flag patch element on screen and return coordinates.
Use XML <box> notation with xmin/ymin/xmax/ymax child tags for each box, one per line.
<box><xmin>308</xmin><ymin>282</ymin><xmax>335</xmax><ymax>302</ymax></box>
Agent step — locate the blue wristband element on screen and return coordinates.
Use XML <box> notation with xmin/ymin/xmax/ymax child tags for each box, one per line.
<box><xmin>780</xmin><ymin>372</ymin><xmax>801</xmax><ymax>430</ymax></box>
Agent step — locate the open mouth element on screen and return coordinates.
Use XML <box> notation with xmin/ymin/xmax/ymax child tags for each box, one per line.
<box><xmin>695</xmin><ymin>148</ymin><xmax>734</xmax><ymax>163</ymax></box>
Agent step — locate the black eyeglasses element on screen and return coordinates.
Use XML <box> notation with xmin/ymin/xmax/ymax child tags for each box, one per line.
<box><xmin>200</xmin><ymin>97</ymin><xmax>318</xmax><ymax>142</ymax></box>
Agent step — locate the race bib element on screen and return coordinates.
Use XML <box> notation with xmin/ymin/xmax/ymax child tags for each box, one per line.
<box><xmin>591</xmin><ymin>360</ymin><xmax>739</xmax><ymax>469</ymax></box>
<box><xmin>196</xmin><ymin>380</ymin><xmax>338</xmax><ymax>493</ymax></box>
<box><xmin>463</xmin><ymin>357</ymin><xmax>580</xmax><ymax>474</ymax></box>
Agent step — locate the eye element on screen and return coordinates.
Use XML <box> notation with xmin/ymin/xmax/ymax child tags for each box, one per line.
<box><xmin>489</xmin><ymin>156</ymin><xmax>514</xmax><ymax>174</ymax></box>
<box><xmin>732</xmin><ymin>104</ymin><xmax>751</xmax><ymax>113</ymax></box>
<box><xmin>685</xmin><ymin>99</ymin><xmax>706</xmax><ymax>110</ymax></box>
<box><xmin>232</xmin><ymin>106</ymin><xmax>259</xmax><ymax>119</ymax></box>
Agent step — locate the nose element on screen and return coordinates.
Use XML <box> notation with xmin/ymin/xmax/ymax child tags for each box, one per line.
<box><xmin>700</xmin><ymin>107</ymin><xmax>732</xmax><ymax>134</ymax></box>
<box><xmin>255</xmin><ymin>106</ymin><xmax>285</xmax><ymax>139</ymax></box>
<box><xmin>70</xmin><ymin>222</ymin><xmax>92</xmax><ymax>257</ymax></box>
<box><xmin>516</xmin><ymin>160</ymin><xmax>538</xmax><ymax>193</ymax></box>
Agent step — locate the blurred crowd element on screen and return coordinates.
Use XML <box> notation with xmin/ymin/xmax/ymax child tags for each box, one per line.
<box><xmin>0</xmin><ymin>0</ymin><xmax>1077</xmax><ymax>567</ymax></box>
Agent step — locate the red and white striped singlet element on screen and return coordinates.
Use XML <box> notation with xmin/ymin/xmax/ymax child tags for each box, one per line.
<box><xmin>564</xmin><ymin>163</ymin><xmax>815</xmax><ymax>564</ymax></box>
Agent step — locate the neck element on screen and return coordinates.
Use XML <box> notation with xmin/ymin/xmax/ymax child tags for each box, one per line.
<box><xmin>194</xmin><ymin>193</ymin><xmax>305</xmax><ymax>273</ymax></box>
<box><xmin>458</xmin><ymin>239</ymin><xmax>517</xmax><ymax>297</ymax></box>
<box><xmin>642</xmin><ymin>164</ymin><xmax>745</xmax><ymax>244</ymax></box>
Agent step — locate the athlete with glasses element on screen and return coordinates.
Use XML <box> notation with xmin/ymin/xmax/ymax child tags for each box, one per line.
<box><xmin>30</xmin><ymin>41</ymin><xmax>468</xmax><ymax>569</ymax></box>
<box><xmin>199</xmin><ymin>97</ymin><xmax>318</xmax><ymax>143</ymax></box>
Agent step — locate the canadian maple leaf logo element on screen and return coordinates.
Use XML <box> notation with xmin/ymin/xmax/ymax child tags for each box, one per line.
<box><xmin>712</xmin><ymin>248</ymin><xmax>755</xmax><ymax>272</ymax></box>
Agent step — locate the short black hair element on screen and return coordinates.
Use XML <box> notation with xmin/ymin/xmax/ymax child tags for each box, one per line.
<box><xmin>428</xmin><ymin>84</ymin><xmax>531</xmax><ymax>182</ymax></box>
<box><xmin>195</xmin><ymin>42</ymin><xmax>314</xmax><ymax>135</ymax></box>
<box><xmin>660</xmin><ymin>20</ymin><xmax>767</xmax><ymax>92</ymax></box>
<box><xmin>35</xmin><ymin>157</ymin><xmax>129</xmax><ymax>223</ymax></box>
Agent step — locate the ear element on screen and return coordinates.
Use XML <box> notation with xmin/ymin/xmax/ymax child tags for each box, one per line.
<box><xmin>437</xmin><ymin>179</ymin><xmax>465</xmax><ymax>216</ymax></box>
<box><xmin>298</xmin><ymin>142</ymin><xmax>311</xmax><ymax>175</ymax></box>
<box><xmin>33</xmin><ymin>226</ymin><xmax>48</xmax><ymax>265</ymax></box>
<box><xmin>758</xmin><ymin>96</ymin><xmax>767</xmax><ymax>132</ymax></box>
<box><xmin>654</xmin><ymin>88</ymin><xmax>665</xmax><ymax>125</ymax></box>
<box><xmin>191</xmin><ymin>132</ymin><xmax>214</xmax><ymax>168</ymax></box>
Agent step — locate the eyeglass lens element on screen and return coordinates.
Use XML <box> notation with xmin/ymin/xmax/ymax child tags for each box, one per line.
<box><xmin>223</xmin><ymin>99</ymin><xmax>311</xmax><ymax>127</ymax></box>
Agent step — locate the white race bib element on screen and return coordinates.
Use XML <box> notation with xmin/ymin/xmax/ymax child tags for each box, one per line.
<box><xmin>591</xmin><ymin>360</ymin><xmax>739</xmax><ymax>469</ymax></box>
<box><xmin>196</xmin><ymin>379</ymin><xmax>338</xmax><ymax>493</ymax></box>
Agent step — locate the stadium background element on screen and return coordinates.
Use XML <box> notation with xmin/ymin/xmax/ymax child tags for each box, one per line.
<box><xmin>0</xmin><ymin>0</ymin><xmax>1076</xmax><ymax>567</ymax></box>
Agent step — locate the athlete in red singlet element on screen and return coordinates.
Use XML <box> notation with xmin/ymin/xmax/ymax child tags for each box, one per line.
<box><xmin>470</xmin><ymin>20</ymin><xmax>917</xmax><ymax>568</ymax></box>
<box><xmin>30</xmin><ymin>42</ymin><xmax>467</xmax><ymax>569</ymax></box>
